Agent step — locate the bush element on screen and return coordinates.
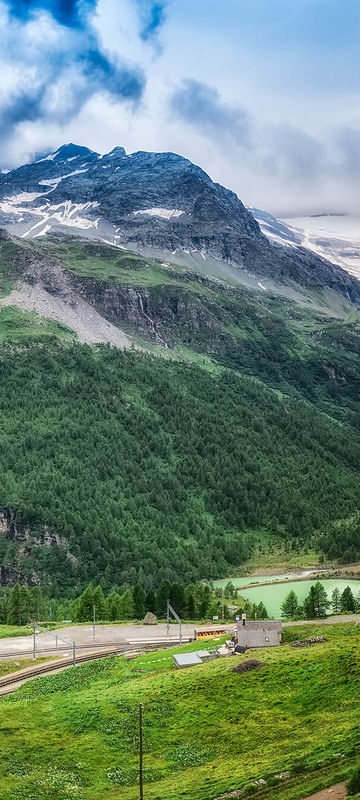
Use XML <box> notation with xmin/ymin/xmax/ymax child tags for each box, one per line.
<box><xmin>347</xmin><ymin>766</ymin><xmax>360</xmax><ymax>795</ymax></box>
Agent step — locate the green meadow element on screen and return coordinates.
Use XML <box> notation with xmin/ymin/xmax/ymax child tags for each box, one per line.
<box><xmin>1</xmin><ymin>624</ymin><xmax>360</xmax><ymax>799</ymax></box>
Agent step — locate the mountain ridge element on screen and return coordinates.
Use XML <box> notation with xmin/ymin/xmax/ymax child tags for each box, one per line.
<box><xmin>1</xmin><ymin>144</ymin><xmax>360</xmax><ymax>309</ymax></box>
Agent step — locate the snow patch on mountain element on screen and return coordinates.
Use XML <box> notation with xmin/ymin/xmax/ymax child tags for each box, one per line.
<box><xmin>249</xmin><ymin>208</ymin><xmax>360</xmax><ymax>280</ymax></box>
<box><xmin>21</xmin><ymin>201</ymin><xmax>100</xmax><ymax>237</ymax></box>
<box><xmin>38</xmin><ymin>168</ymin><xmax>88</xmax><ymax>188</ymax></box>
<box><xmin>5</xmin><ymin>191</ymin><xmax>46</xmax><ymax>205</ymax></box>
<box><xmin>133</xmin><ymin>208</ymin><xmax>185</xmax><ymax>220</ymax></box>
<box><xmin>35</xmin><ymin>151</ymin><xmax>61</xmax><ymax>163</ymax></box>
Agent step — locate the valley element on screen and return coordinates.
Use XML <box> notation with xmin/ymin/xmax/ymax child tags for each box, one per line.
<box><xmin>2</xmin><ymin>2</ymin><xmax>360</xmax><ymax>799</ymax></box>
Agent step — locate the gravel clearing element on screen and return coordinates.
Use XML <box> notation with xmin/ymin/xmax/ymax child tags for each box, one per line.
<box><xmin>0</xmin><ymin>282</ymin><xmax>134</xmax><ymax>348</ymax></box>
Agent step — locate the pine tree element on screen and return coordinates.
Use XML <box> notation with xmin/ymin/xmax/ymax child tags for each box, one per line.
<box><xmin>281</xmin><ymin>590</ymin><xmax>299</xmax><ymax>619</ymax></box>
<box><xmin>118</xmin><ymin>589</ymin><xmax>134</xmax><ymax>619</ymax></box>
<box><xmin>255</xmin><ymin>601</ymin><xmax>268</xmax><ymax>619</ymax></box>
<box><xmin>106</xmin><ymin>591</ymin><xmax>122</xmax><ymax>621</ymax></box>
<box><xmin>93</xmin><ymin>585</ymin><xmax>106</xmax><ymax>620</ymax></box>
<box><xmin>355</xmin><ymin>591</ymin><xmax>360</xmax><ymax>613</ymax></box>
<box><xmin>224</xmin><ymin>581</ymin><xmax>235</xmax><ymax>599</ymax></box>
<box><xmin>199</xmin><ymin>586</ymin><xmax>211</xmax><ymax>619</ymax></box>
<box><xmin>156</xmin><ymin>582</ymin><xmax>171</xmax><ymax>618</ymax></box>
<box><xmin>19</xmin><ymin>586</ymin><xmax>30</xmax><ymax>625</ymax></box>
<box><xmin>303</xmin><ymin>582</ymin><xmax>329</xmax><ymax>618</ymax></box>
<box><xmin>186</xmin><ymin>593</ymin><xmax>196</xmax><ymax>619</ymax></box>
<box><xmin>28</xmin><ymin>587</ymin><xmax>44</xmax><ymax>620</ymax></box>
<box><xmin>331</xmin><ymin>587</ymin><xmax>341</xmax><ymax>614</ymax></box>
<box><xmin>76</xmin><ymin>584</ymin><xmax>94</xmax><ymax>622</ymax></box>
<box><xmin>340</xmin><ymin>586</ymin><xmax>356</xmax><ymax>613</ymax></box>
<box><xmin>145</xmin><ymin>590</ymin><xmax>156</xmax><ymax>614</ymax></box>
<box><xmin>133</xmin><ymin>585</ymin><xmax>146</xmax><ymax>619</ymax></box>
<box><xmin>7</xmin><ymin>584</ymin><xmax>22</xmax><ymax>626</ymax></box>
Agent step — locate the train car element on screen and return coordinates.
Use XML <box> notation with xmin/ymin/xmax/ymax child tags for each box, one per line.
<box><xmin>194</xmin><ymin>626</ymin><xmax>228</xmax><ymax>640</ymax></box>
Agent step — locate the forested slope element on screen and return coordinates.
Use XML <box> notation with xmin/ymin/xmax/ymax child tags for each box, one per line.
<box><xmin>0</xmin><ymin>342</ymin><xmax>359</xmax><ymax>592</ymax></box>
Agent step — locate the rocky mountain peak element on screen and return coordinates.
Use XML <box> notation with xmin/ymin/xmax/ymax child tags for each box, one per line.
<box><xmin>0</xmin><ymin>143</ymin><xmax>359</xmax><ymax>307</ymax></box>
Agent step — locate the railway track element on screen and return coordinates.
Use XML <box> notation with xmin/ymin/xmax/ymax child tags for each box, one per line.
<box><xmin>0</xmin><ymin>636</ymin><xmax>189</xmax><ymax>659</ymax></box>
<box><xmin>0</xmin><ymin>637</ymin><xmax>192</xmax><ymax>696</ymax></box>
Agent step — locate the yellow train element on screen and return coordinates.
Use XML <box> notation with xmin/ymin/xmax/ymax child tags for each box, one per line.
<box><xmin>194</xmin><ymin>627</ymin><xmax>228</xmax><ymax>640</ymax></box>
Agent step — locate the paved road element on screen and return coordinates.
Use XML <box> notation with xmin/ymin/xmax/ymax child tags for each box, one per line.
<box><xmin>283</xmin><ymin>613</ymin><xmax>360</xmax><ymax>627</ymax></box>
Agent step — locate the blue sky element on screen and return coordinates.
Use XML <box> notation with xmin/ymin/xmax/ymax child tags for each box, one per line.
<box><xmin>1</xmin><ymin>0</ymin><xmax>360</xmax><ymax>213</ymax></box>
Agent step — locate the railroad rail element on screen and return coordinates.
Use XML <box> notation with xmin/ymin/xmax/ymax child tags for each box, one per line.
<box><xmin>0</xmin><ymin>637</ymin><xmax>192</xmax><ymax>697</ymax></box>
<box><xmin>0</xmin><ymin>636</ymin><xmax>190</xmax><ymax>659</ymax></box>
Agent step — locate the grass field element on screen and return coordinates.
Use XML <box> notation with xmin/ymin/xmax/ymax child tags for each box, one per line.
<box><xmin>0</xmin><ymin>623</ymin><xmax>58</xmax><ymax>639</ymax></box>
<box><xmin>1</xmin><ymin>624</ymin><xmax>360</xmax><ymax>800</ymax></box>
<box><xmin>0</xmin><ymin>656</ymin><xmax>55</xmax><ymax>677</ymax></box>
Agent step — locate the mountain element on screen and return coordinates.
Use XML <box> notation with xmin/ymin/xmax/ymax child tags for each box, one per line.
<box><xmin>0</xmin><ymin>146</ymin><xmax>360</xmax><ymax>590</ymax></box>
<box><xmin>1</xmin><ymin>144</ymin><xmax>360</xmax><ymax>308</ymax></box>
<box><xmin>250</xmin><ymin>207</ymin><xmax>360</xmax><ymax>281</ymax></box>
<box><xmin>0</xmin><ymin>226</ymin><xmax>359</xmax><ymax>589</ymax></box>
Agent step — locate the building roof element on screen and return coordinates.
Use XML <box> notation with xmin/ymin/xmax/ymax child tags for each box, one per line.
<box><xmin>173</xmin><ymin>652</ymin><xmax>203</xmax><ymax>668</ymax></box>
<box><xmin>237</xmin><ymin>620</ymin><xmax>283</xmax><ymax>632</ymax></box>
<box><xmin>236</xmin><ymin>628</ymin><xmax>280</xmax><ymax>649</ymax></box>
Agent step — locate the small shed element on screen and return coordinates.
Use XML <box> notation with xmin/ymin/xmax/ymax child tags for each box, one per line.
<box><xmin>173</xmin><ymin>650</ymin><xmax>217</xmax><ymax>669</ymax></box>
<box><xmin>196</xmin><ymin>650</ymin><xmax>217</xmax><ymax>662</ymax></box>
<box><xmin>173</xmin><ymin>652</ymin><xmax>203</xmax><ymax>669</ymax></box>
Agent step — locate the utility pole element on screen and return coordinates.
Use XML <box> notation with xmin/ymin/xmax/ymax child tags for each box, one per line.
<box><xmin>33</xmin><ymin>621</ymin><xmax>36</xmax><ymax>660</ymax></box>
<box><xmin>221</xmin><ymin>588</ymin><xmax>224</xmax><ymax>619</ymax></box>
<box><xmin>139</xmin><ymin>703</ymin><xmax>143</xmax><ymax>800</ymax></box>
<box><xmin>166</xmin><ymin>600</ymin><xmax>182</xmax><ymax>643</ymax></box>
<box><xmin>72</xmin><ymin>641</ymin><xmax>76</xmax><ymax>667</ymax></box>
<box><xmin>93</xmin><ymin>604</ymin><xmax>96</xmax><ymax>641</ymax></box>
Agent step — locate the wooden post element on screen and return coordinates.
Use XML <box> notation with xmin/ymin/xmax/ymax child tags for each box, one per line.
<box><xmin>139</xmin><ymin>703</ymin><xmax>143</xmax><ymax>800</ymax></box>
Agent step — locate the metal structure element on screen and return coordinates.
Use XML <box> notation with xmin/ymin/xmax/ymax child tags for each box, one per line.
<box><xmin>31</xmin><ymin>622</ymin><xmax>73</xmax><ymax>661</ymax></box>
<box><xmin>166</xmin><ymin>599</ymin><xmax>182</xmax><ymax>643</ymax></box>
<box><xmin>139</xmin><ymin>703</ymin><xmax>143</xmax><ymax>800</ymax></box>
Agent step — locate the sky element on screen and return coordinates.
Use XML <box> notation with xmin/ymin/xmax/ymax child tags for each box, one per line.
<box><xmin>1</xmin><ymin>0</ymin><xmax>360</xmax><ymax>215</ymax></box>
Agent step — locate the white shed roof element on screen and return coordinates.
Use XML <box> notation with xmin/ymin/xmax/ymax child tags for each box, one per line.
<box><xmin>173</xmin><ymin>652</ymin><xmax>203</xmax><ymax>668</ymax></box>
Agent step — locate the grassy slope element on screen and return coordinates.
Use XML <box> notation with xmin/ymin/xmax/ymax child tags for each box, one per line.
<box><xmin>1</xmin><ymin>624</ymin><xmax>360</xmax><ymax>800</ymax></box>
<box><xmin>0</xmin><ymin>306</ymin><xmax>76</xmax><ymax>343</ymax></box>
<box><xmin>35</xmin><ymin>236</ymin><xmax>360</xmax><ymax>426</ymax></box>
<box><xmin>1</xmin><ymin>344</ymin><xmax>360</xmax><ymax>589</ymax></box>
<box><xmin>1</xmin><ymin>234</ymin><xmax>360</xmax><ymax>574</ymax></box>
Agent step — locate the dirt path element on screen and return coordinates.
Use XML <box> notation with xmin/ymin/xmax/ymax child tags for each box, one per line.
<box><xmin>303</xmin><ymin>782</ymin><xmax>346</xmax><ymax>800</ymax></box>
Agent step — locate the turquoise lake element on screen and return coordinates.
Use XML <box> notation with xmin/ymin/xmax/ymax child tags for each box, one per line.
<box><xmin>213</xmin><ymin>572</ymin><xmax>315</xmax><ymax>589</ymax></box>
<box><xmin>237</xmin><ymin>578</ymin><xmax>360</xmax><ymax>618</ymax></box>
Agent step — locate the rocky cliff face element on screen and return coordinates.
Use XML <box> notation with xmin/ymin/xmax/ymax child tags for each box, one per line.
<box><xmin>0</xmin><ymin>510</ymin><xmax>76</xmax><ymax>587</ymax></box>
<box><xmin>1</xmin><ymin>144</ymin><xmax>360</xmax><ymax>306</ymax></box>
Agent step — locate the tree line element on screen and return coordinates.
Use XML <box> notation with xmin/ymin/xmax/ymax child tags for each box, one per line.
<box><xmin>0</xmin><ymin>579</ymin><xmax>270</xmax><ymax>626</ymax></box>
<box><xmin>281</xmin><ymin>583</ymin><xmax>360</xmax><ymax>619</ymax></box>
<box><xmin>0</xmin><ymin>342</ymin><xmax>360</xmax><ymax>591</ymax></box>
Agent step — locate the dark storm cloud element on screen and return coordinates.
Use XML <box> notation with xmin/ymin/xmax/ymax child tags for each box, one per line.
<box><xmin>170</xmin><ymin>79</ymin><xmax>252</xmax><ymax>148</ymax></box>
<box><xmin>0</xmin><ymin>0</ymin><xmax>146</xmax><ymax>146</ymax></box>
<box><xmin>5</xmin><ymin>0</ymin><xmax>96</xmax><ymax>26</ymax></box>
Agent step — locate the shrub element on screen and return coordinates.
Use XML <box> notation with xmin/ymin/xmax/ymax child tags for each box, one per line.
<box><xmin>347</xmin><ymin>766</ymin><xmax>360</xmax><ymax>795</ymax></box>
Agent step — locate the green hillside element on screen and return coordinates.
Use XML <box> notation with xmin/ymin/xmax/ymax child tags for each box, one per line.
<box><xmin>0</xmin><ymin>233</ymin><xmax>360</xmax><ymax>585</ymax></box>
<box><xmin>37</xmin><ymin>235</ymin><xmax>360</xmax><ymax>425</ymax></box>
<box><xmin>1</xmin><ymin>624</ymin><xmax>360</xmax><ymax>800</ymax></box>
<box><xmin>0</xmin><ymin>341</ymin><xmax>360</xmax><ymax>590</ymax></box>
